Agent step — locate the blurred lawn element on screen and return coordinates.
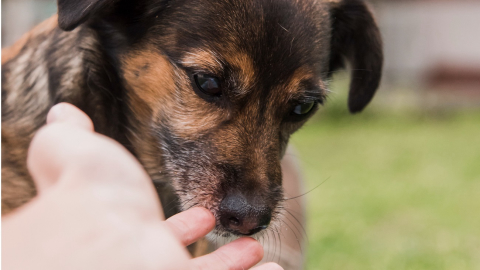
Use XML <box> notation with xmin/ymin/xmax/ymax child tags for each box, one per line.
<box><xmin>290</xmin><ymin>76</ymin><xmax>480</xmax><ymax>269</ymax></box>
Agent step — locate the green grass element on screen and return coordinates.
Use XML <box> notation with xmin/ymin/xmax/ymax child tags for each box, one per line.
<box><xmin>290</xmin><ymin>78</ymin><xmax>480</xmax><ymax>269</ymax></box>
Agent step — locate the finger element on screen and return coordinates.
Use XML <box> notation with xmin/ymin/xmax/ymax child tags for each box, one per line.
<box><xmin>28</xmin><ymin>103</ymin><xmax>97</xmax><ymax>192</ymax></box>
<box><xmin>46</xmin><ymin>103</ymin><xmax>94</xmax><ymax>131</ymax></box>
<box><xmin>251</xmin><ymin>262</ymin><xmax>284</xmax><ymax>270</ymax></box>
<box><xmin>190</xmin><ymin>237</ymin><xmax>264</xmax><ymax>270</ymax></box>
<box><xmin>27</xmin><ymin>115</ymin><xmax>151</xmax><ymax>197</ymax></box>
<box><xmin>165</xmin><ymin>207</ymin><xmax>215</xmax><ymax>246</ymax></box>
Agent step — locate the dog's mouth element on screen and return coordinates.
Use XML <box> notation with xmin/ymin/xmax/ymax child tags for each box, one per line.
<box><xmin>217</xmin><ymin>215</ymin><xmax>271</xmax><ymax>236</ymax></box>
<box><xmin>176</xmin><ymin>190</ymin><xmax>279</xmax><ymax>238</ymax></box>
<box><xmin>209</xmin><ymin>218</ymin><xmax>271</xmax><ymax>239</ymax></box>
<box><xmin>211</xmin><ymin>225</ymin><xmax>263</xmax><ymax>237</ymax></box>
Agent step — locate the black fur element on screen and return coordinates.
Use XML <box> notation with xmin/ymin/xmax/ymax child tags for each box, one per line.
<box><xmin>329</xmin><ymin>0</ymin><xmax>383</xmax><ymax>113</ymax></box>
<box><xmin>58</xmin><ymin>0</ymin><xmax>112</xmax><ymax>31</ymax></box>
<box><xmin>2</xmin><ymin>0</ymin><xmax>383</xmax><ymax>233</ymax></box>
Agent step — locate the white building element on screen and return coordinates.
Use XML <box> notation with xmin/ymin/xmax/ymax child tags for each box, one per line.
<box><xmin>372</xmin><ymin>0</ymin><xmax>480</xmax><ymax>89</ymax></box>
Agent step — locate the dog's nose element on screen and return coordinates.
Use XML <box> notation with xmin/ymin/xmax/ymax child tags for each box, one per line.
<box><xmin>219</xmin><ymin>193</ymin><xmax>271</xmax><ymax>235</ymax></box>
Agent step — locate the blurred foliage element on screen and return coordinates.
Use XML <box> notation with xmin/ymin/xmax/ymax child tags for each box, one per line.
<box><xmin>290</xmin><ymin>73</ymin><xmax>480</xmax><ymax>269</ymax></box>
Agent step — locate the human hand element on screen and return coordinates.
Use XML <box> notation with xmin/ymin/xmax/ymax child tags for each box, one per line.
<box><xmin>2</xmin><ymin>103</ymin><xmax>282</xmax><ymax>270</ymax></box>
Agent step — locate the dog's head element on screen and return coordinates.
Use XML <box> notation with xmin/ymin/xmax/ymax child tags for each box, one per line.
<box><xmin>59</xmin><ymin>0</ymin><xmax>382</xmax><ymax>237</ymax></box>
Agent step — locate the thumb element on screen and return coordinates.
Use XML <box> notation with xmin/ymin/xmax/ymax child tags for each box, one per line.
<box><xmin>27</xmin><ymin>102</ymin><xmax>162</xmax><ymax>215</ymax></box>
<box><xmin>27</xmin><ymin>103</ymin><xmax>95</xmax><ymax>193</ymax></box>
<box><xmin>46</xmin><ymin>102</ymin><xmax>94</xmax><ymax>131</ymax></box>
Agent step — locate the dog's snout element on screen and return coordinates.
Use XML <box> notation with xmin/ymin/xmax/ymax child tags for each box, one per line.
<box><xmin>219</xmin><ymin>193</ymin><xmax>271</xmax><ymax>236</ymax></box>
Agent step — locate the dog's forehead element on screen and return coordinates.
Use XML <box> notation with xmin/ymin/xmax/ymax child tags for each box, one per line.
<box><xmin>163</xmin><ymin>0</ymin><xmax>331</xmax><ymax>89</ymax></box>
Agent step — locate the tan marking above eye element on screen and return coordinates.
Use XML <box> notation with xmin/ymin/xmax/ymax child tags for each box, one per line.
<box><xmin>224</xmin><ymin>52</ymin><xmax>256</xmax><ymax>94</ymax></box>
<box><xmin>284</xmin><ymin>66</ymin><xmax>316</xmax><ymax>95</ymax></box>
<box><xmin>263</xmin><ymin>66</ymin><xmax>326</xmax><ymax>108</ymax></box>
<box><xmin>180</xmin><ymin>49</ymin><xmax>223</xmax><ymax>73</ymax></box>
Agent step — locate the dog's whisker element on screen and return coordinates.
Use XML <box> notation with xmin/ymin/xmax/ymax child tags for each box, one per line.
<box><xmin>285</xmin><ymin>209</ymin><xmax>309</xmax><ymax>245</ymax></box>
<box><xmin>274</xmin><ymin>227</ymin><xmax>280</xmax><ymax>263</ymax></box>
<box><xmin>266</xmin><ymin>228</ymin><xmax>273</xmax><ymax>262</ymax></box>
<box><xmin>282</xmin><ymin>176</ymin><xmax>331</xmax><ymax>201</ymax></box>
<box><xmin>268</xmin><ymin>225</ymin><xmax>280</xmax><ymax>264</ymax></box>
<box><xmin>280</xmin><ymin>218</ymin><xmax>304</xmax><ymax>256</ymax></box>
<box><xmin>271</xmin><ymin>227</ymin><xmax>278</xmax><ymax>263</ymax></box>
<box><xmin>276</xmin><ymin>227</ymin><xmax>283</xmax><ymax>264</ymax></box>
<box><xmin>284</xmin><ymin>191</ymin><xmax>305</xmax><ymax>212</ymax></box>
<box><xmin>281</xmin><ymin>210</ymin><xmax>301</xmax><ymax>239</ymax></box>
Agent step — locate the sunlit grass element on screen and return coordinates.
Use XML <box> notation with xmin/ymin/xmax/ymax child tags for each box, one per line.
<box><xmin>291</xmin><ymin>77</ymin><xmax>480</xmax><ymax>269</ymax></box>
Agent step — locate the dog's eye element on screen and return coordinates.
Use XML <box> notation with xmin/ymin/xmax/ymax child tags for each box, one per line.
<box><xmin>194</xmin><ymin>74</ymin><xmax>221</xmax><ymax>96</ymax></box>
<box><xmin>292</xmin><ymin>102</ymin><xmax>315</xmax><ymax>115</ymax></box>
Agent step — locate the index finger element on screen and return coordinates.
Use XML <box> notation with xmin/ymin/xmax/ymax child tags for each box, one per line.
<box><xmin>165</xmin><ymin>207</ymin><xmax>216</xmax><ymax>246</ymax></box>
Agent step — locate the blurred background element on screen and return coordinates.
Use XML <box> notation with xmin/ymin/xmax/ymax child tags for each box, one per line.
<box><xmin>2</xmin><ymin>0</ymin><xmax>480</xmax><ymax>269</ymax></box>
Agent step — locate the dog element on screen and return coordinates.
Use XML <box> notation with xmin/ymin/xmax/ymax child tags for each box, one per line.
<box><xmin>2</xmin><ymin>0</ymin><xmax>382</xmax><ymax>266</ymax></box>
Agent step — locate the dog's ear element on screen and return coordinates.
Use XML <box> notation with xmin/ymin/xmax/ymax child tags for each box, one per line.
<box><xmin>57</xmin><ymin>0</ymin><xmax>111</xmax><ymax>31</ymax></box>
<box><xmin>328</xmin><ymin>0</ymin><xmax>383</xmax><ymax>113</ymax></box>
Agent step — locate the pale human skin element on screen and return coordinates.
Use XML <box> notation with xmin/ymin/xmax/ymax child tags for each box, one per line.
<box><xmin>1</xmin><ymin>103</ymin><xmax>282</xmax><ymax>270</ymax></box>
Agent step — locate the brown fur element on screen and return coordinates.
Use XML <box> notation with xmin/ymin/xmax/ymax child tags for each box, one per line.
<box><xmin>2</xmin><ymin>15</ymin><xmax>62</xmax><ymax>214</ymax></box>
<box><xmin>224</xmin><ymin>52</ymin><xmax>257</xmax><ymax>94</ymax></box>
<box><xmin>2</xmin><ymin>2</ymin><xmax>383</xmax><ymax>264</ymax></box>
